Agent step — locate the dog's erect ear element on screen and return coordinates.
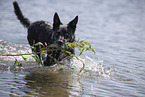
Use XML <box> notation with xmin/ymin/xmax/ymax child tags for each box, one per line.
<box><xmin>68</xmin><ymin>16</ymin><xmax>78</xmax><ymax>32</ymax></box>
<box><xmin>53</xmin><ymin>12</ymin><xmax>62</xmax><ymax>30</ymax></box>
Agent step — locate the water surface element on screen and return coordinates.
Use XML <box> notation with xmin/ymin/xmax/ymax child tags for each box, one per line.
<box><xmin>0</xmin><ymin>0</ymin><xmax>145</xmax><ymax>96</ymax></box>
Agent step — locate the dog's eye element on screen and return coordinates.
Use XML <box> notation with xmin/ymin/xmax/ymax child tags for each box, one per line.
<box><xmin>64</xmin><ymin>33</ymin><xmax>68</xmax><ymax>36</ymax></box>
<box><xmin>56</xmin><ymin>32</ymin><xmax>60</xmax><ymax>35</ymax></box>
<box><xmin>64</xmin><ymin>33</ymin><xmax>69</xmax><ymax>38</ymax></box>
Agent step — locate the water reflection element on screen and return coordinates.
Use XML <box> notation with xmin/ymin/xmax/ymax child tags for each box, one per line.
<box><xmin>23</xmin><ymin>71</ymin><xmax>70</xmax><ymax>96</ymax></box>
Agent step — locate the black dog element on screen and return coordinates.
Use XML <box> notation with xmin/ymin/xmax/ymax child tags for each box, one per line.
<box><xmin>13</xmin><ymin>1</ymin><xmax>78</xmax><ymax>66</ymax></box>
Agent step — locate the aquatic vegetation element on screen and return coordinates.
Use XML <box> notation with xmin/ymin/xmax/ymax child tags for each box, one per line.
<box><xmin>0</xmin><ymin>39</ymin><xmax>95</xmax><ymax>72</ymax></box>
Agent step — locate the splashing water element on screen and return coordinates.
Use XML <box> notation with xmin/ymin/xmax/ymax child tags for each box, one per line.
<box><xmin>0</xmin><ymin>40</ymin><xmax>111</xmax><ymax>78</ymax></box>
<box><xmin>0</xmin><ymin>40</ymin><xmax>32</xmax><ymax>61</ymax></box>
<box><xmin>0</xmin><ymin>41</ymin><xmax>112</xmax><ymax>97</ymax></box>
<box><xmin>70</xmin><ymin>56</ymin><xmax>111</xmax><ymax>78</ymax></box>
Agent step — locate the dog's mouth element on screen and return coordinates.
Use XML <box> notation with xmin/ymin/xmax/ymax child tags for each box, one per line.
<box><xmin>47</xmin><ymin>40</ymin><xmax>72</xmax><ymax>50</ymax></box>
<box><xmin>47</xmin><ymin>41</ymin><xmax>65</xmax><ymax>48</ymax></box>
<box><xmin>57</xmin><ymin>41</ymin><xmax>63</xmax><ymax>46</ymax></box>
<box><xmin>57</xmin><ymin>39</ymin><xmax>67</xmax><ymax>47</ymax></box>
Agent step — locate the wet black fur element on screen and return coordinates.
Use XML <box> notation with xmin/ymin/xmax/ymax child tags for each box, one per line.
<box><xmin>13</xmin><ymin>1</ymin><xmax>78</xmax><ymax>66</ymax></box>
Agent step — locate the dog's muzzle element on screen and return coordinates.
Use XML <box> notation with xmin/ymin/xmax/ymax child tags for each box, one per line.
<box><xmin>58</xmin><ymin>41</ymin><xmax>63</xmax><ymax>46</ymax></box>
<box><xmin>57</xmin><ymin>36</ymin><xmax>67</xmax><ymax>46</ymax></box>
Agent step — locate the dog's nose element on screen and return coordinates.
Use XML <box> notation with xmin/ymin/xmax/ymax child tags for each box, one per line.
<box><xmin>58</xmin><ymin>41</ymin><xmax>63</xmax><ymax>46</ymax></box>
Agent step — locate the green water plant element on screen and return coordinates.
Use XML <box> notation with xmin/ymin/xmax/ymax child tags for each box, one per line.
<box><xmin>0</xmin><ymin>39</ymin><xmax>95</xmax><ymax>72</ymax></box>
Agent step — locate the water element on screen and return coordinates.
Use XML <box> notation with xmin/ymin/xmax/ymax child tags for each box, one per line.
<box><xmin>0</xmin><ymin>0</ymin><xmax>145</xmax><ymax>96</ymax></box>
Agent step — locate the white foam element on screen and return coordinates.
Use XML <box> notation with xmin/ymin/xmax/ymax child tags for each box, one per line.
<box><xmin>0</xmin><ymin>40</ymin><xmax>111</xmax><ymax>78</ymax></box>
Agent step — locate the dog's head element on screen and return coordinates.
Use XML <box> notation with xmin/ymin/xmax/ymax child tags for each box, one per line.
<box><xmin>52</xmin><ymin>13</ymin><xmax>78</xmax><ymax>46</ymax></box>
